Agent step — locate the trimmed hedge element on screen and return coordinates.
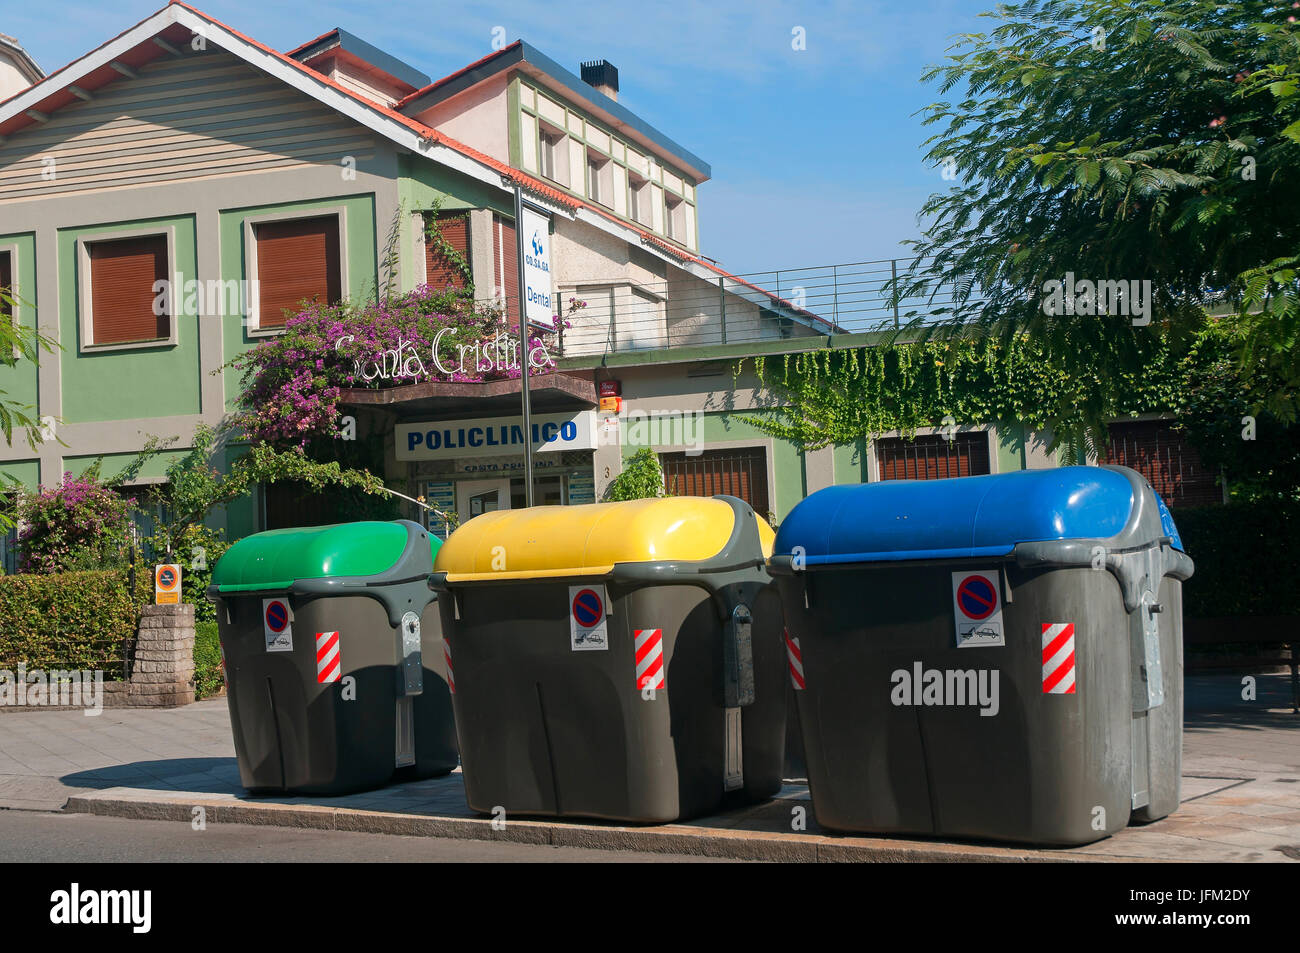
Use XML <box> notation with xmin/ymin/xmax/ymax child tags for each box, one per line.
<box><xmin>193</xmin><ymin>620</ymin><xmax>224</xmax><ymax>700</ymax></box>
<box><xmin>1172</xmin><ymin>501</ymin><xmax>1299</xmax><ymax>618</ymax></box>
<box><xmin>0</xmin><ymin>569</ymin><xmax>150</xmax><ymax>676</ymax></box>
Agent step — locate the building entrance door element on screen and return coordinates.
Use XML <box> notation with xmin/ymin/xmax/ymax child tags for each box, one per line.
<box><xmin>457</xmin><ymin>478</ymin><xmax>512</xmax><ymax>525</ymax></box>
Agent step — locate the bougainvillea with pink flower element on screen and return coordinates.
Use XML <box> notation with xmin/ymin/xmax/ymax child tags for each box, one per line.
<box><xmin>229</xmin><ymin>285</ymin><xmax>581</xmax><ymax>449</ymax></box>
<box><xmin>17</xmin><ymin>472</ymin><xmax>133</xmax><ymax>574</ymax></box>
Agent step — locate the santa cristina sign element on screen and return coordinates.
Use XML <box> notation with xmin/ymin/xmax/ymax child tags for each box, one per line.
<box><xmin>397</xmin><ymin>411</ymin><xmax>597</xmax><ymax>461</ymax></box>
<box><xmin>521</xmin><ymin>203</ymin><xmax>554</xmax><ymax>330</ymax></box>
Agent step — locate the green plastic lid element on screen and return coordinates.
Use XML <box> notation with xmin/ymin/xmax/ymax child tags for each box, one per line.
<box><xmin>211</xmin><ymin>521</ymin><xmax>440</xmax><ymax>593</ymax></box>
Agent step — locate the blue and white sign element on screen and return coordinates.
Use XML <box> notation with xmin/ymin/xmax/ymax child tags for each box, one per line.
<box><xmin>520</xmin><ymin>203</ymin><xmax>554</xmax><ymax>330</ymax></box>
<box><xmin>397</xmin><ymin>411</ymin><xmax>597</xmax><ymax>462</ymax></box>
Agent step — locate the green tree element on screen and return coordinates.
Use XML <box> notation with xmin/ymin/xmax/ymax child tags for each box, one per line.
<box><xmin>1173</xmin><ymin>319</ymin><xmax>1300</xmax><ymax>502</ymax></box>
<box><xmin>901</xmin><ymin>0</ymin><xmax>1300</xmax><ymax>452</ymax></box>
<box><xmin>604</xmin><ymin>448</ymin><xmax>668</xmax><ymax>501</ymax></box>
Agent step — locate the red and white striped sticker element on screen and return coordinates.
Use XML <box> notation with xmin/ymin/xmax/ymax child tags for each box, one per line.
<box><xmin>316</xmin><ymin>631</ymin><xmax>341</xmax><ymax>684</ymax></box>
<box><xmin>443</xmin><ymin>639</ymin><xmax>455</xmax><ymax>695</ymax></box>
<box><xmin>1041</xmin><ymin>623</ymin><xmax>1077</xmax><ymax>694</ymax></box>
<box><xmin>634</xmin><ymin>628</ymin><xmax>665</xmax><ymax>691</ymax></box>
<box><xmin>784</xmin><ymin>629</ymin><xmax>805</xmax><ymax>690</ymax></box>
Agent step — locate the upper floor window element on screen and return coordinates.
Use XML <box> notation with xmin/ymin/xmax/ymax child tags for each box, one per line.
<box><xmin>539</xmin><ymin>122</ymin><xmax>568</xmax><ymax>187</ymax></box>
<box><xmin>665</xmin><ymin>192</ymin><xmax>687</xmax><ymax>244</ymax></box>
<box><xmin>587</xmin><ymin>150</ymin><xmax>613</xmax><ymax>208</ymax></box>
<box><xmin>1103</xmin><ymin>420</ymin><xmax>1220</xmax><ymax>507</ymax></box>
<box><xmin>81</xmin><ymin>234</ymin><xmax>171</xmax><ymax>347</ymax></box>
<box><xmin>250</xmin><ymin>214</ymin><xmax>342</xmax><ymax>331</ymax></box>
<box><xmin>875</xmin><ymin>432</ymin><xmax>991</xmax><ymax>480</ymax></box>
<box><xmin>628</xmin><ymin>171</ymin><xmax>651</xmax><ymax>226</ymax></box>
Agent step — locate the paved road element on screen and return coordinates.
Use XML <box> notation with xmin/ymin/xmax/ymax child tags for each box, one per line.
<box><xmin>0</xmin><ymin>810</ymin><xmax>735</xmax><ymax>862</ymax></box>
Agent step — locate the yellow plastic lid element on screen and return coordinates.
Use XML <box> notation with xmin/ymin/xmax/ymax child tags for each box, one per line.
<box><xmin>435</xmin><ymin>497</ymin><xmax>770</xmax><ymax>581</ymax></box>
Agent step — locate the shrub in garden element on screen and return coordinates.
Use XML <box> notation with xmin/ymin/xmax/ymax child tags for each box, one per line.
<box><xmin>0</xmin><ymin>569</ymin><xmax>148</xmax><ymax>676</ymax></box>
<box><xmin>192</xmin><ymin>620</ymin><xmax>224</xmax><ymax>700</ymax></box>
<box><xmin>605</xmin><ymin>448</ymin><xmax>669</xmax><ymax>501</ymax></box>
<box><xmin>16</xmin><ymin>473</ymin><xmax>132</xmax><ymax>574</ymax></box>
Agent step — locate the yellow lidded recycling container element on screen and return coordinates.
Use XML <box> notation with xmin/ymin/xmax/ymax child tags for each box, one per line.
<box><xmin>429</xmin><ymin>494</ymin><xmax>785</xmax><ymax>823</ymax></box>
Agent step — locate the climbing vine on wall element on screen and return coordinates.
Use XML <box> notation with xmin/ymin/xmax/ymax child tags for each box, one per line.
<box><xmin>422</xmin><ymin>195</ymin><xmax>474</xmax><ymax>290</ymax></box>
<box><xmin>734</xmin><ymin>324</ymin><xmax>1191</xmax><ymax>459</ymax></box>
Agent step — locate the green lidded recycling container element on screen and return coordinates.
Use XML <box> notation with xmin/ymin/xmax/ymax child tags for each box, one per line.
<box><xmin>770</xmin><ymin>465</ymin><xmax>1193</xmax><ymax>847</ymax></box>
<box><xmin>429</xmin><ymin>495</ymin><xmax>786</xmax><ymax>824</ymax></box>
<box><xmin>208</xmin><ymin>520</ymin><xmax>456</xmax><ymax>795</ymax></box>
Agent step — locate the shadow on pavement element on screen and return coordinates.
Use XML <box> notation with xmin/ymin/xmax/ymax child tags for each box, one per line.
<box><xmin>60</xmin><ymin>758</ymin><xmax>242</xmax><ymax>796</ymax></box>
<box><xmin>1184</xmin><ymin>674</ymin><xmax>1300</xmax><ymax>733</ymax></box>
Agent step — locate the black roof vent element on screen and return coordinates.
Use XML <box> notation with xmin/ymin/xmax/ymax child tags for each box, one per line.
<box><xmin>580</xmin><ymin>59</ymin><xmax>619</xmax><ymax>100</ymax></box>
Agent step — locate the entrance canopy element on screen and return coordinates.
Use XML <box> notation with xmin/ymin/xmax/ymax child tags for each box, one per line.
<box><xmin>338</xmin><ymin>372</ymin><xmax>596</xmax><ymax>419</ymax></box>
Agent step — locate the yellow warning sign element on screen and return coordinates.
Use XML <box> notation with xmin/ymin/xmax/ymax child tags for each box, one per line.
<box><xmin>155</xmin><ymin>564</ymin><xmax>182</xmax><ymax>605</ymax></box>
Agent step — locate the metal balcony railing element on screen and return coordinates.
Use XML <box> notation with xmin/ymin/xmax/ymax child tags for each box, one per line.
<box><xmin>547</xmin><ymin>256</ymin><xmax>982</xmax><ymax>357</ymax></box>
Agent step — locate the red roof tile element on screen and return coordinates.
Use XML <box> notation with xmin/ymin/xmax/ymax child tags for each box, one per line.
<box><xmin>395</xmin><ymin>41</ymin><xmax>522</xmax><ymax>110</ymax></box>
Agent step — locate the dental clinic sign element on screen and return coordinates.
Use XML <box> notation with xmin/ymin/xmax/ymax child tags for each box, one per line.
<box><xmin>397</xmin><ymin>411</ymin><xmax>597</xmax><ymax>461</ymax></box>
<box><xmin>521</xmin><ymin>203</ymin><xmax>554</xmax><ymax>330</ymax></box>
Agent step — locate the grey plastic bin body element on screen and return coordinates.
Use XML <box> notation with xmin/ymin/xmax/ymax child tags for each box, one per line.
<box><xmin>429</xmin><ymin>494</ymin><xmax>786</xmax><ymax>824</ymax></box>
<box><xmin>208</xmin><ymin>520</ymin><xmax>456</xmax><ymax>796</ymax></box>
<box><xmin>770</xmin><ymin>466</ymin><xmax>1193</xmax><ymax>846</ymax></box>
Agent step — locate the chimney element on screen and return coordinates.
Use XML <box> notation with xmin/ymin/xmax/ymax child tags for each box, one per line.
<box><xmin>580</xmin><ymin>59</ymin><xmax>619</xmax><ymax>102</ymax></box>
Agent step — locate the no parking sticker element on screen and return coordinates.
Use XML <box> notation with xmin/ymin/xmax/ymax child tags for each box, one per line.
<box><xmin>951</xmin><ymin>571</ymin><xmax>1005</xmax><ymax>647</ymax></box>
<box><xmin>263</xmin><ymin>598</ymin><xmax>293</xmax><ymax>653</ymax></box>
<box><xmin>154</xmin><ymin>564</ymin><xmax>181</xmax><ymax>606</ymax></box>
<box><xmin>569</xmin><ymin>585</ymin><xmax>608</xmax><ymax>651</ymax></box>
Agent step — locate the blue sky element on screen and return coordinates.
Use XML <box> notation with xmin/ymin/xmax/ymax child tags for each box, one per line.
<box><xmin>6</xmin><ymin>0</ymin><xmax>996</xmax><ymax>276</ymax></box>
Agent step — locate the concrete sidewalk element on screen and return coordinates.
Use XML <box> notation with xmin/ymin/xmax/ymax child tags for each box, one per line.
<box><xmin>1</xmin><ymin>676</ymin><xmax>1297</xmax><ymax>862</ymax></box>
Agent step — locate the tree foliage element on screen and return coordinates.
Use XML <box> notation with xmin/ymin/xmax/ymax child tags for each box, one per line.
<box><xmin>605</xmin><ymin>448</ymin><xmax>669</xmax><ymax>501</ymax></box>
<box><xmin>0</xmin><ymin>287</ymin><xmax>57</xmax><ymax>454</ymax></box>
<box><xmin>1</xmin><ymin>286</ymin><xmax>60</xmax><ymax>530</ymax></box>
<box><xmin>900</xmin><ymin>0</ymin><xmax>1300</xmax><ymax>449</ymax></box>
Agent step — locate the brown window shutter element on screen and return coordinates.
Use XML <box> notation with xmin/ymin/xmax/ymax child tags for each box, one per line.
<box><xmin>659</xmin><ymin>447</ymin><xmax>770</xmax><ymax>517</ymax></box>
<box><xmin>255</xmin><ymin>216</ymin><xmax>341</xmax><ymax>328</ymax></box>
<box><xmin>0</xmin><ymin>251</ymin><xmax>11</xmax><ymax>323</ymax></box>
<box><xmin>494</xmin><ymin>214</ymin><xmax>519</xmax><ymax>323</ymax></box>
<box><xmin>875</xmin><ymin>433</ymin><xmax>991</xmax><ymax>480</ymax></box>
<box><xmin>1103</xmin><ymin>421</ymin><xmax>1220</xmax><ymax>507</ymax></box>
<box><xmin>88</xmin><ymin>236</ymin><xmax>170</xmax><ymax>345</ymax></box>
<box><xmin>424</xmin><ymin>212</ymin><xmax>470</xmax><ymax>291</ymax></box>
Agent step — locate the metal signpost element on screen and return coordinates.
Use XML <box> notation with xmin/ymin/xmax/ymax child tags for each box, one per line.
<box><xmin>514</xmin><ymin>184</ymin><xmax>555</xmax><ymax>508</ymax></box>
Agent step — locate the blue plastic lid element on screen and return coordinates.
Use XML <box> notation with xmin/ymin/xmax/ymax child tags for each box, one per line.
<box><xmin>1153</xmin><ymin>492</ymin><xmax>1184</xmax><ymax>552</ymax></box>
<box><xmin>773</xmin><ymin>467</ymin><xmax>1136</xmax><ymax>565</ymax></box>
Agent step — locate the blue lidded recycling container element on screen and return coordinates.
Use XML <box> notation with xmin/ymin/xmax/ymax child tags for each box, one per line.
<box><xmin>769</xmin><ymin>465</ymin><xmax>1193</xmax><ymax>847</ymax></box>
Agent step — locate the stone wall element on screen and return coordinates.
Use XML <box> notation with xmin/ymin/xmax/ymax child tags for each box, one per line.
<box><xmin>129</xmin><ymin>604</ymin><xmax>196</xmax><ymax>708</ymax></box>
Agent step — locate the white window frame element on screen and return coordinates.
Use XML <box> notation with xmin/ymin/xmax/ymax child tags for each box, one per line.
<box><xmin>76</xmin><ymin>225</ymin><xmax>179</xmax><ymax>353</ymax></box>
<box><xmin>242</xmin><ymin>206</ymin><xmax>349</xmax><ymax>337</ymax></box>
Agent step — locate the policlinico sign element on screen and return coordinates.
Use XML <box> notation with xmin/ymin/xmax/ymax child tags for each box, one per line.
<box><xmin>397</xmin><ymin>411</ymin><xmax>597</xmax><ymax>462</ymax></box>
